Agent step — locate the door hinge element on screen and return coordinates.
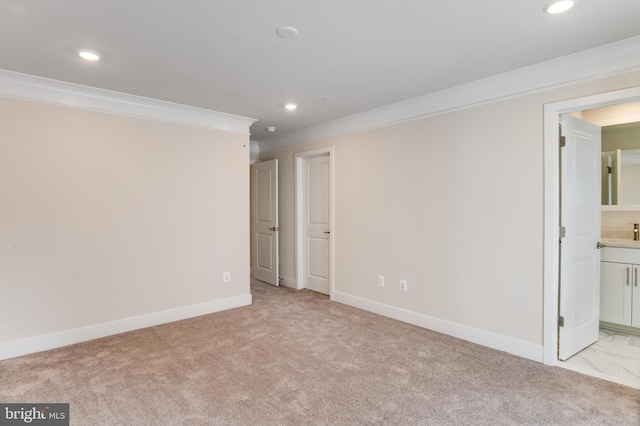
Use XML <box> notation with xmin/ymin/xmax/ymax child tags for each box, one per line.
<box><xmin>608</xmin><ymin>166</ymin><xmax>612</xmax><ymax>174</ymax></box>
<box><xmin>560</xmin><ymin>226</ymin><xmax>566</xmax><ymax>238</ymax></box>
<box><xmin>559</xmin><ymin>135</ymin><xmax>566</xmax><ymax>148</ymax></box>
<box><xmin>558</xmin><ymin>316</ymin><xmax>565</xmax><ymax>327</ymax></box>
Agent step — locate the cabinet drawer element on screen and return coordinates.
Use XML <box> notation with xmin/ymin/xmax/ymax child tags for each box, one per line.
<box><xmin>601</xmin><ymin>247</ymin><xmax>640</xmax><ymax>264</ymax></box>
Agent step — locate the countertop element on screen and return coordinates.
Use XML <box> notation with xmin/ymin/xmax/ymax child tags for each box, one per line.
<box><xmin>601</xmin><ymin>238</ymin><xmax>640</xmax><ymax>249</ymax></box>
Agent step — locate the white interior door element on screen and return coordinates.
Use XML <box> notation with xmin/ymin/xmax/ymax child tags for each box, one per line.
<box><xmin>558</xmin><ymin>114</ymin><xmax>601</xmax><ymax>361</ymax></box>
<box><xmin>302</xmin><ymin>154</ymin><xmax>330</xmax><ymax>295</ymax></box>
<box><xmin>251</xmin><ymin>159</ymin><xmax>279</xmax><ymax>286</ymax></box>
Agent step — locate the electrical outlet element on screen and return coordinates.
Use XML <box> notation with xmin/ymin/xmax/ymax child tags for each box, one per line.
<box><xmin>223</xmin><ymin>272</ymin><xmax>231</xmax><ymax>283</ymax></box>
<box><xmin>378</xmin><ymin>275</ymin><xmax>385</xmax><ymax>287</ymax></box>
<box><xmin>400</xmin><ymin>279</ymin><xmax>408</xmax><ymax>292</ymax></box>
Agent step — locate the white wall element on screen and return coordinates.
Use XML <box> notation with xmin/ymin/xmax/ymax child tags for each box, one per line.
<box><xmin>259</xmin><ymin>70</ymin><xmax>640</xmax><ymax>361</ymax></box>
<box><xmin>0</xmin><ymin>96</ymin><xmax>251</xmax><ymax>359</ymax></box>
<box><xmin>602</xmin><ymin>211</ymin><xmax>640</xmax><ymax>239</ymax></box>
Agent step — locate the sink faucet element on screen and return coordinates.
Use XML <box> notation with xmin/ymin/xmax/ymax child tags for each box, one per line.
<box><xmin>635</xmin><ymin>223</ymin><xmax>639</xmax><ymax>241</ymax></box>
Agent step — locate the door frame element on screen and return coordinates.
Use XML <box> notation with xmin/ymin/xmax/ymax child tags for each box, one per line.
<box><xmin>294</xmin><ymin>146</ymin><xmax>336</xmax><ymax>300</ymax></box>
<box><xmin>543</xmin><ymin>86</ymin><xmax>640</xmax><ymax>365</ymax></box>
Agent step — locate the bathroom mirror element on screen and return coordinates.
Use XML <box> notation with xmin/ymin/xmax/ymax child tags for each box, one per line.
<box><xmin>601</xmin><ymin>121</ymin><xmax>640</xmax><ymax>207</ymax></box>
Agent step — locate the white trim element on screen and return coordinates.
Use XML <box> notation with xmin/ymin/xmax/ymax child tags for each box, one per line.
<box><xmin>260</xmin><ymin>36</ymin><xmax>640</xmax><ymax>152</ymax></box>
<box><xmin>0</xmin><ymin>293</ymin><xmax>252</xmax><ymax>361</ymax></box>
<box><xmin>335</xmin><ymin>291</ymin><xmax>543</xmax><ymax>362</ymax></box>
<box><xmin>294</xmin><ymin>147</ymin><xmax>336</xmax><ymax>300</ymax></box>
<box><xmin>543</xmin><ymin>86</ymin><xmax>640</xmax><ymax>366</ymax></box>
<box><xmin>0</xmin><ymin>69</ymin><xmax>256</xmax><ymax>134</ymax></box>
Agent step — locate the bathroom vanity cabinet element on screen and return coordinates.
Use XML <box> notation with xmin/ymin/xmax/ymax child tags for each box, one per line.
<box><xmin>600</xmin><ymin>246</ymin><xmax>640</xmax><ymax>328</ymax></box>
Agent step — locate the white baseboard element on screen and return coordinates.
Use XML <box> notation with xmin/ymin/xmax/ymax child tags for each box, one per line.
<box><xmin>334</xmin><ymin>291</ymin><xmax>543</xmax><ymax>363</ymax></box>
<box><xmin>279</xmin><ymin>275</ymin><xmax>298</xmax><ymax>289</ymax></box>
<box><xmin>0</xmin><ymin>293</ymin><xmax>252</xmax><ymax>361</ymax></box>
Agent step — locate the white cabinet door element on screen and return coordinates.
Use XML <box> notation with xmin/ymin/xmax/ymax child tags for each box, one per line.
<box><xmin>632</xmin><ymin>265</ymin><xmax>640</xmax><ymax>328</ymax></box>
<box><xmin>600</xmin><ymin>261</ymin><xmax>632</xmax><ymax>326</ymax></box>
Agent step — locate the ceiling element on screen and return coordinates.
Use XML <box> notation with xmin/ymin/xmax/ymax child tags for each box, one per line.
<box><xmin>1</xmin><ymin>1</ymin><xmax>640</xmax><ymax>145</ymax></box>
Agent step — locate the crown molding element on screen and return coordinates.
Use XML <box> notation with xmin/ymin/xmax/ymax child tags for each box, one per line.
<box><xmin>259</xmin><ymin>35</ymin><xmax>640</xmax><ymax>153</ymax></box>
<box><xmin>0</xmin><ymin>70</ymin><xmax>256</xmax><ymax>134</ymax></box>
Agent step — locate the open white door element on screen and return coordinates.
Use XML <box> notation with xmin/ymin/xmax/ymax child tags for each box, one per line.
<box><xmin>558</xmin><ymin>114</ymin><xmax>601</xmax><ymax>360</ymax></box>
<box><xmin>251</xmin><ymin>159</ymin><xmax>279</xmax><ymax>286</ymax></box>
<box><xmin>302</xmin><ymin>154</ymin><xmax>331</xmax><ymax>295</ymax></box>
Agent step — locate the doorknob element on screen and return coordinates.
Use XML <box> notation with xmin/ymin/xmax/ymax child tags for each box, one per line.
<box><xmin>596</xmin><ymin>242</ymin><xmax>605</xmax><ymax>249</ymax></box>
<box><xmin>324</xmin><ymin>231</ymin><xmax>330</xmax><ymax>234</ymax></box>
<box><xmin>269</xmin><ymin>226</ymin><xmax>279</xmax><ymax>231</ymax></box>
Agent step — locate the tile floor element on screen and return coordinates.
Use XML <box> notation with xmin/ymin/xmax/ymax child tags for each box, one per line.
<box><xmin>559</xmin><ymin>328</ymin><xmax>640</xmax><ymax>389</ymax></box>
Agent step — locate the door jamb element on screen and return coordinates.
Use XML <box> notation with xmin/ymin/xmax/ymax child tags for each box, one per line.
<box><xmin>543</xmin><ymin>86</ymin><xmax>640</xmax><ymax>365</ymax></box>
<box><xmin>294</xmin><ymin>146</ymin><xmax>336</xmax><ymax>300</ymax></box>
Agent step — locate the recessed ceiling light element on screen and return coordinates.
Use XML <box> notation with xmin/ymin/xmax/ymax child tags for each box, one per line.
<box><xmin>266</xmin><ymin>126</ymin><xmax>277</xmax><ymax>132</ymax></box>
<box><xmin>284</xmin><ymin>103</ymin><xmax>297</xmax><ymax>111</ymax></box>
<box><xmin>276</xmin><ymin>26</ymin><xmax>299</xmax><ymax>39</ymax></box>
<box><xmin>544</xmin><ymin>0</ymin><xmax>575</xmax><ymax>14</ymax></box>
<box><xmin>78</xmin><ymin>50</ymin><xmax>100</xmax><ymax>61</ymax></box>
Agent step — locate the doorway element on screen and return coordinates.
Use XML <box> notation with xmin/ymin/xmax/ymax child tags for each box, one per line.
<box><xmin>295</xmin><ymin>147</ymin><xmax>335</xmax><ymax>299</ymax></box>
<box><xmin>543</xmin><ymin>86</ymin><xmax>640</xmax><ymax>386</ymax></box>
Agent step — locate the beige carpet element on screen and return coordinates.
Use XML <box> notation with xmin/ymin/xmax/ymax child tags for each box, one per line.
<box><xmin>1</xmin><ymin>279</ymin><xmax>639</xmax><ymax>425</ymax></box>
